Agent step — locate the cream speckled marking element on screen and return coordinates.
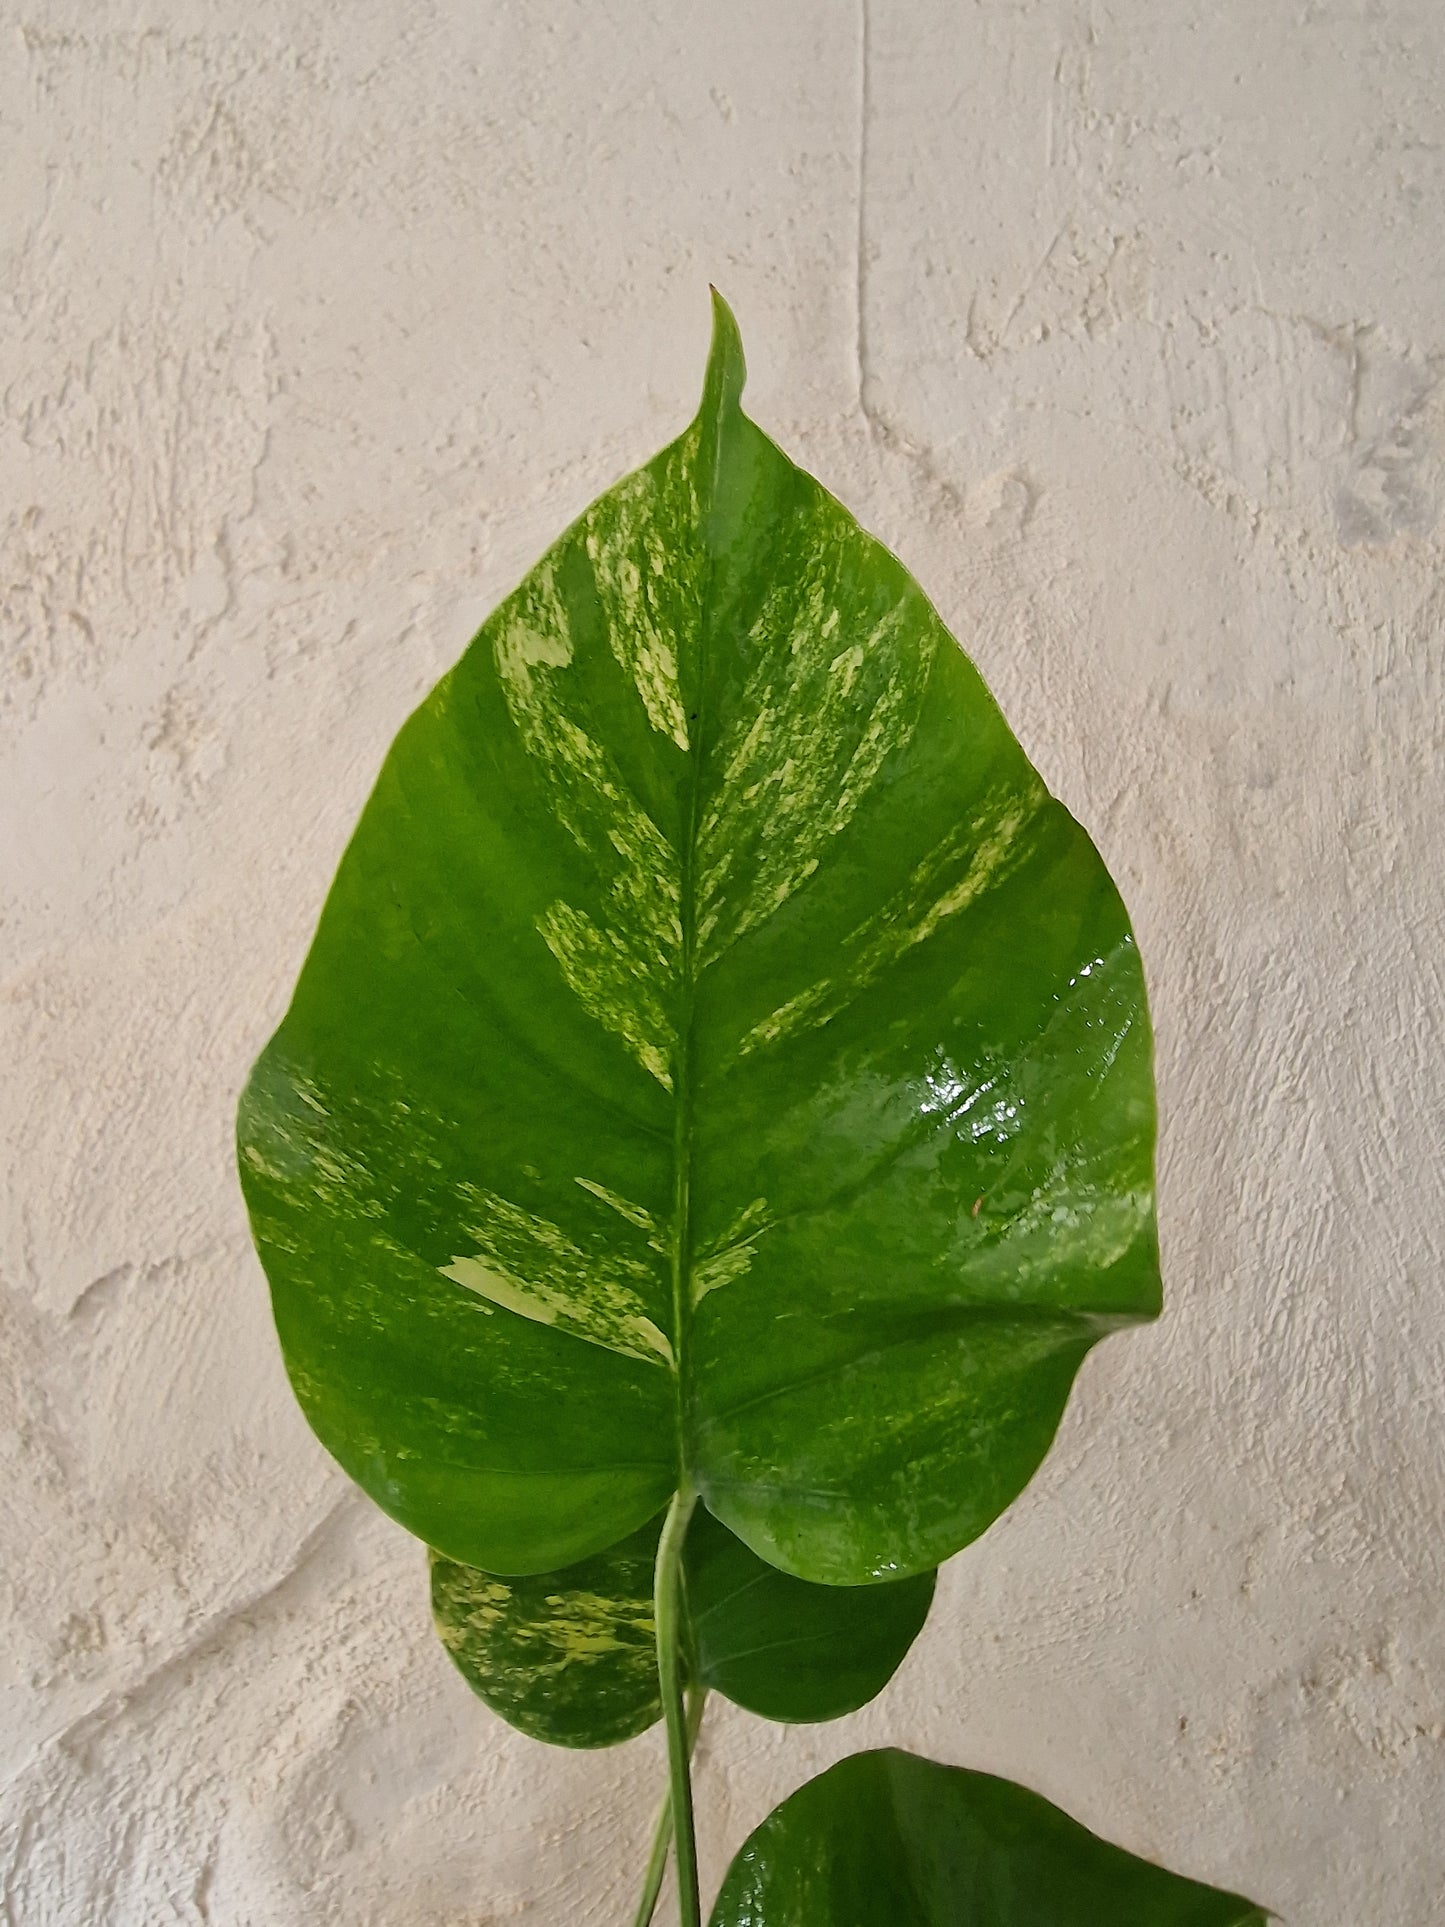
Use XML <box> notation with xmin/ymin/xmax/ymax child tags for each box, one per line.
<box><xmin>574</xmin><ymin>1177</ymin><xmax>661</xmax><ymax>1238</ymax></box>
<box><xmin>431</xmin><ymin>1542</ymin><xmax>660</xmax><ymax>1748</ymax></box>
<box><xmin>692</xmin><ymin>1197</ymin><xmax>771</xmax><ymax>1305</ymax></box>
<box><xmin>447</xmin><ymin>1578</ymin><xmax>648</xmax><ymax>1669</ymax></box>
<box><xmin>539</xmin><ymin>900</ymin><xmax>676</xmax><ymax>1089</ymax></box>
<box><xmin>494</xmin><ymin>557</ymin><xmax>684</xmax><ymax>1089</ymax></box>
<box><xmin>237</xmin><ymin>1073</ymin><xmax>378</xmax><ymax>1237</ymax></box>
<box><xmin>443</xmin><ymin>1188</ymin><xmax>673</xmax><ymax>1367</ymax></box>
<box><xmin>738</xmin><ymin>781</ymin><xmax>1048</xmax><ymax>1057</ymax></box>
<box><xmin>696</xmin><ymin>520</ymin><xmax>934</xmax><ymax>967</ymax></box>
<box><xmin>584</xmin><ymin>436</ymin><xmax>700</xmax><ymax>751</ymax></box>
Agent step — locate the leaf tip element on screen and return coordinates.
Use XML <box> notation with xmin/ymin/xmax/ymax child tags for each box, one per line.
<box><xmin>703</xmin><ymin>286</ymin><xmax>747</xmax><ymax>421</ymax></box>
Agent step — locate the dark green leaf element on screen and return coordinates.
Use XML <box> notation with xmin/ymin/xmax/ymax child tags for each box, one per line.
<box><xmin>237</xmin><ymin>292</ymin><xmax>1159</xmax><ymax>1588</ymax></box>
<box><xmin>431</xmin><ymin>1504</ymin><xmax>936</xmax><ymax>1745</ymax></box>
<box><xmin>687</xmin><ymin>1507</ymin><xmax>934</xmax><ymax>1723</ymax></box>
<box><xmin>709</xmin><ymin>1750</ymin><xmax>1269</xmax><ymax>1926</ymax></box>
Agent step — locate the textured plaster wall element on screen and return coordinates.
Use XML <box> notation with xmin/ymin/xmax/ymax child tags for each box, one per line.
<box><xmin>2</xmin><ymin>2</ymin><xmax>1442</xmax><ymax>1921</ymax></box>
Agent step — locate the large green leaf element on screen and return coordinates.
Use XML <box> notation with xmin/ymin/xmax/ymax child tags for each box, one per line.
<box><xmin>431</xmin><ymin>1504</ymin><xmax>936</xmax><ymax>1746</ymax></box>
<box><xmin>237</xmin><ymin>292</ymin><xmax>1159</xmax><ymax>1587</ymax></box>
<box><xmin>709</xmin><ymin>1750</ymin><xmax>1269</xmax><ymax>1925</ymax></box>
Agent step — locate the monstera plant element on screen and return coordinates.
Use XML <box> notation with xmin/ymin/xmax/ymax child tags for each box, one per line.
<box><xmin>237</xmin><ymin>294</ymin><xmax>1266</xmax><ymax>1924</ymax></box>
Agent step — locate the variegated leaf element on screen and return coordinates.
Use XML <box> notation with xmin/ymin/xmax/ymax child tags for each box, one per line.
<box><xmin>237</xmin><ymin>293</ymin><xmax>1159</xmax><ymax>1585</ymax></box>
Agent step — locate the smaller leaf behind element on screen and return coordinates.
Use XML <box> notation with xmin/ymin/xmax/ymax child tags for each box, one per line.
<box><xmin>431</xmin><ymin>1515</ymin><xmax>661</xmax><ymax>1749</ymax></box>
<box><xmin>685</xmin><ymin>1509</ymin><xmax>935</xmax><ymax>1723</ymax></box>
<box><xmin>431</xmin><ymin>1508</ymin><xmax>935</xmax><ymax>1748</ymax></box>
<box><xmin>709</xmin><ymin>1750</ymin><xmax>1271</xmax><ymax>1927</ymax></box>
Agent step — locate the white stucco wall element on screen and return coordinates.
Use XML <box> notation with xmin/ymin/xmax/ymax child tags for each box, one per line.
<box><xmin>3</xmin><ymin>2</ymin><xmax>1442</xmax><ymax>1921</ymax></box>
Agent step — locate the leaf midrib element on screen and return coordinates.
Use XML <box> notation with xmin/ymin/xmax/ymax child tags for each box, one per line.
<box><xmin>667</xmin><ymin>331</ymin><xmax>731</xmax><ymax>1495</ymax></box>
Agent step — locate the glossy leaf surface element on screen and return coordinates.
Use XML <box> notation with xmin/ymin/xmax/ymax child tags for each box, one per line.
<box><xmin>237</xmin><ymin>293</ymin><xmax>1159</xmax><ymax>1586</ymax></box>
<box><xmin>710</xmin><ymin>1750</ymin><xmax>1269</xmax><ymax>1926</ymax></box>
<box><xmin>431</xmin><ymin>1504</ymin><xmax>935</xmax><ymax>1745</ymax></box>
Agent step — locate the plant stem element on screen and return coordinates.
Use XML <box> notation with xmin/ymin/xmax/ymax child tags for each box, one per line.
<box><xmin>631</xmin><ymin>1791</ymin><xmax>674</xmax><ymax>1927</ymax></box>
<box><xmin>654</xmin><ymin>1486</ymin><xmax>701</xmax><ymax>1927</ymax></box>
<box><xmin>631</xmin><ymin>1688</ymin><xmax>708</xmax><ymax>1927</ymax></box>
